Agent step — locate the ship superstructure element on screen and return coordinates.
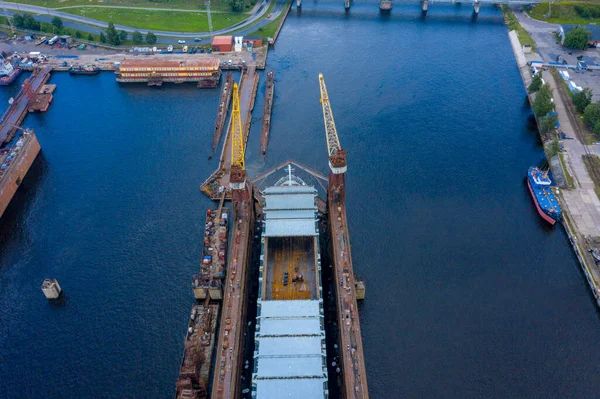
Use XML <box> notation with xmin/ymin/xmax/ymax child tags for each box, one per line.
<box><xmin>251</xmin><ymin>166</ymin><xmax>329</xmax><ymax>399</ymax></box>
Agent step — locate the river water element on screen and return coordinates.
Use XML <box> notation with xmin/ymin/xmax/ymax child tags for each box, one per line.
<box><xmin>1</xmin><ymin>3</ymin><xmax>600</xmax><ymax>398</ymax></box>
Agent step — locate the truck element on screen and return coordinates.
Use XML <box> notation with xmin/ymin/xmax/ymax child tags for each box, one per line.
<box><xmin>47</xmin><ymin>36</ymin><xmax>59</xmax><ymax>45</ymax></box>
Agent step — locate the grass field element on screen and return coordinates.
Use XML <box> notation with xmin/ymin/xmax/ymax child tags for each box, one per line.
<box><xmin>502</xmin><ymin>5</ymin><xmax>536</xmax><ymax>51</ymax></box>
<box><xmin>64</xmin><ymin>7</ymin><xmax>249</xmax><ymax>32</ymax></box>
<box><xmin>10</xmin><ymin>0</ymin><xmax>254</xmax><ymax>12</ymax></box>
<box><xmin>241</xmin><ymin>0</ymin><xmax>285</xmax><ymax>38</ymax></box>
<box><xmin>530</xmin><ymin>2</ymin><xmax>600</xmax><ymax>24</ymax></box>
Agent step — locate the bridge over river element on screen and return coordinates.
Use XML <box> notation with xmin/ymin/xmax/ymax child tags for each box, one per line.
<box><xmin>297</xmin><ymin>0</ymin><xmax>546</xmax><ymax>14</ymax></box>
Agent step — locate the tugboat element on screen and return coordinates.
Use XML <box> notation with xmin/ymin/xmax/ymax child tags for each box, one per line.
<box><xmin>68</xmin><ymin>64</ymin><xmax>100</xmax><ymax>75</ymax></box>
<box><xmin>0</xmin><ymin>56</ymin><xmax>22</xmax><ymax>86</ymax></box>
<box><xmin>527</xmin><ymin>166</ymin><xmax>562</xmax><ymax>225</ymax></box>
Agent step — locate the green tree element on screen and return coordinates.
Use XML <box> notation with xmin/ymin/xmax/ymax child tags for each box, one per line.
<box><xmin>145</xmin><ymin>32</ymin><xmax>157</xmax><ymax>45</ymax></box>
<box><xmin>564</xmin><ymin>26</ymin><xmax>591</xmax><ymax>50</ymax></box>
<box><xmin>75</xmin><ymin>30</ymin><xmax>82</xmax><ymax>39</ymax></box>
<box><xmin>17</xmin><ymin>13</ymin><xmax>40</xmax><ymax>31</ymax></box>
<box><xmin>540</xmin><ymin>113</ymin><xmax>558</xmax><ymax>134</ymax></box>
<box><xmin>132</xmin><ymin>31</ymin><xmax>144</xmax><ymax>44</ymax></box>
<box><xmin>572</xmin><ymin>88</ymin><xmax>593</xmax><ymax>114</ymax></box>
<box><xmin>528</xmin><ymin>73</ymin><xmax>542</xmax><ymax>92</ymax></box>
<box><xmin>105</xmin><ymin>22</ymin><xmax>120</xmax><ymax>45</ymax></box>
<box><xmin>547</xmin><ymin>139</ymin><xmax>561</xmax><ymax>158</ymax></box>
<box><xmin>87</xmin><ymin>33</ymin><xmax>94</xmax><ymax>41</ymax></box>
<box><xmin>119</xmin><ymin>30</ymin><xmax>128</xmax><ymax>41</ymax></box>
<box><xmin>533</xmin><ymin>84</ymin><xmax>554</xmax><ymax>117</ymax></box>
<box><xmin>51</xmin><ymin>16</ymin><xmax>63</xmax><ymax>32</ymax></box>
<box><xmin>228</xmin><ymin>0</ymin><xmax>244</xmax><ymax>12</ymax></box>
<box><xmin>99</xmin><ymin>32</ymin><xmax>107</xmax><ymax>43</ymax></box>
<box><xmin>12</xmin><ymin>14</ymin><xmax>24</xmax><ymax>29</ymax></box>
<box><xmin>583</xmin><ymin>102</ymin><xmax>600</xmax><ymax>134</ymax></box>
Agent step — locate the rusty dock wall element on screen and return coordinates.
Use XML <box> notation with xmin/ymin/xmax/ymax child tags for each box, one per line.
<box><xmin>328</xmin><ymin>174</ymin><xmax>369</xmax><ymax>399</ymax></box>
<box><xmin>211</xmin><ymin>185</ymin><xmax>255</xmax><ymax>399</ymax></box>
<box><xmin>0</xmin><ymin>132</ymin><xmax>40</xmax><ymax>218</ymax></box>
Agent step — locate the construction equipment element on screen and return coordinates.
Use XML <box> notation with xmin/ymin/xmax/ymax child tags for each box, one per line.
<box><xmin>230</xmin><ymin>82</ymin><xmax>246</xmax><ymax>189</ymax></box>
<box><xmin>318</xmin><ymin>73</ymin><xmax>347</xmax><ymax>175</ymax></box>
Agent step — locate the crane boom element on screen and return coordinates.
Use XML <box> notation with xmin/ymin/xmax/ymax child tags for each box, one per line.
<box><xmin>230</xmin><ymin>82</ymin><xmax>244</xmax><ymax>170</ymax></box>
<box><xmin>318</xmin><ymin>73</ymin><xmax>342</xmax><ymax>157</ymax></box>
<box><xmin>318</xmin><ymin>73</ymin><xmax>347</xmax><ymax>175</ymax></box>
<box><xmin>229</xmin><ymin>82</ymin><xmax>246</xmax><ymax>190</ymax></box>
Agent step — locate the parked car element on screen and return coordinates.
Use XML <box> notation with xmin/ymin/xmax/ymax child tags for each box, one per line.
<box><xmin>194</xmin><ymin>38</ymin><xmax>201</xmax><ymax>42</ymax></box>
<box><xmin>178</xmin><ymin>40</ymin><xmax>186</xmax><ymax>44</ymax></box>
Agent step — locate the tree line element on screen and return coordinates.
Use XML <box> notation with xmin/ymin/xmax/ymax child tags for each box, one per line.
<box><xmin>10</xmin><ymin>13</ymin><xmax>157</xmax><ymax>46</ymax></box>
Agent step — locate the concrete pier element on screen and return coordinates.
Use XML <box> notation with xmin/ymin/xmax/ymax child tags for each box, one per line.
<box><xmin>296</xmin><ymin>0</ymin><xmax>301</xmax><ymax>7</ymax></box>
<box><xmin>473</xmin><ymin>1</ymin><xmax>480</xmax><ymax>14</ymax></box>
<box><xmin>345</xmin><ymin>0</ymin><xmax>350</xmax><ymax>9</ymax></box>
<box><xmin>422</xmin><ymin>0</ymin><xmax>429</xmax><ymax>14</ymax></box>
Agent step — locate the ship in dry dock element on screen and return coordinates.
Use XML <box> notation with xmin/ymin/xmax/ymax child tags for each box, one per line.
<box><xmin>251</xmin><ymin>166</ymin><xmax>329</xmax><ymax>398</ymax></box>
<box><xmin>115</xmin><ymin>58</ymin><xmax>221</xmax><ymax>87</ymax></box>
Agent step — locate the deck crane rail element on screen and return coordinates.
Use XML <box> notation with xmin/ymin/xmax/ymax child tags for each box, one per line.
<box><xmin>318</xmin><ymin>73</ymin><xmax>347</xmax><ymax>174</ymax></box>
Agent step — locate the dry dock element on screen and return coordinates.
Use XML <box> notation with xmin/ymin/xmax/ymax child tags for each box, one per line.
<box><xmin>260</xmin><ymin>71</ymin><xmax>274</xmax><ymax>156</ymax></box>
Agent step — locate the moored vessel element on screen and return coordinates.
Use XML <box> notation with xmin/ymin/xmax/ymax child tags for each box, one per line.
<box><xmin>69</xmin><ymin>65</ymin><xmax>100</xmax><ymax>75</ymax></box>
<box><xmin>527</xmin><ymin>166</ymin><xmax>561</xmax><ymax>225</ymax></box>
<box><xmin>251</xmin><ymin>166</ymin><xmax>329</xmax><ymax>398</ymax></box>
<box><xmin>115</xmin><ymin>58</ymin><xmax>221</xmax><ymax>88</ymax></box>
<box><xmin>0</xmin><ymin>56</ymin><xmax>22</xmax><ymax>86</ymax></box>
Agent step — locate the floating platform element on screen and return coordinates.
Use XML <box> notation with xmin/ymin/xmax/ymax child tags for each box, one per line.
<box><xmin>192</xmin><ymin>208</ymin><xmax>229</xmax><ymax>301</ymax></box>
<box><xmin>260</xmin><ymin>71</ymin><xmax>274</xmax><ymax>155</ymax></box>
<box><xmin>211</xmin><ymin>73</ymin><xmax>234</xmax><ymax>156</ymax></box>
<box><xmin>175</xmin><ymin>303</ymin><xmax>219</xmax><ymax>399</ymax></box>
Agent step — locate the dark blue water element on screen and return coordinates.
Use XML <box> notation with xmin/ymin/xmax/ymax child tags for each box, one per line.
<box><xmin>2</xmin><ymin>4</ymin><xmax>600</xmax><ymax>398</ymax></box>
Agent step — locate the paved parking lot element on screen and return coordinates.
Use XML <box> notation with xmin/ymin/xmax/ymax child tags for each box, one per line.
<box><xmin>511</xmin><ymin>6</ymin><xmax>600</xmax><ymax>102</ymax></box>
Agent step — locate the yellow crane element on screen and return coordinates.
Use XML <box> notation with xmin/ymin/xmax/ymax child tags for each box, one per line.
<box><xmin>230</xmin><ymin>82</ymin><xmax>246</xmax><ymax>188</ymax></box>
<box><xmin>318</xmin><ymin>73</ymin><xmax>347</xmax><ymax>175</ymax></box>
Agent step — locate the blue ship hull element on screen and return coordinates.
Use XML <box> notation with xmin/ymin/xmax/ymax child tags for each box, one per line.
<box><xmin>527</xmin><ymin>167</ymin><xmax>561</xmax><ymax>224</ymax></box>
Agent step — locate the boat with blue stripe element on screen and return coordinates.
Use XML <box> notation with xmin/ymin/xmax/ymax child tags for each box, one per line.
<box><xmin>527</xmin><ymin>166</ymin><xmax>562</xmax><ymax>225</ymax></box>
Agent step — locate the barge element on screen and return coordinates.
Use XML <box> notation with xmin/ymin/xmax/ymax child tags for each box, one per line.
<box><xmin>0</xmin><ymin>57</ymin><xmax>22</xmax><ymax>86</ymax></box>
<box><xmin>192</xmin><ymin>208</ymin><xmax>229</xmax><ymax>300</ymax></box>
<box><xmin>115</xmin><ymin>58</ymin><xmax>221</xmax><ymax>88</ymax></box>
<box><xmin>251</xmin><ymin>167</ymin><xmax>329</xmax><ymax>398</ymax></box>
<box><xmin>260</xmin><ymin>71</ymin><xmax>274</xmax><ymax>155</ymax></box>
<box><xmin>69</xmin><ymin>65</ymin><xmax>100</xmax><ymax>75</ymax></box>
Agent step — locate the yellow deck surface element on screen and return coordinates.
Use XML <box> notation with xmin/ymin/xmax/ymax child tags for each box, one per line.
<box><xmin>266</xmin><ymin>236</ymin><xmax>317</xmax><ymax>301</ymax></box>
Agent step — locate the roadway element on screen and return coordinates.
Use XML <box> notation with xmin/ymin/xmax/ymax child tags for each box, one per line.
<box><xmin>0</xmin><ymin>0</ymin><xmax>273</xmax><ymax>39</ymax></box>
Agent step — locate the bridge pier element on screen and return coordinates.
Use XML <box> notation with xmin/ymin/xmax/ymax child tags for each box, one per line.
<box><xmin>345</xmin><ymin>0</ymin><xmax>350</xmax><ymax>10</ymax></box>
<box><xmin>473</xmin><ymin>1</ymin><xmax>480</xmax><ymax>14</ymax></box>
<box><xmin>296</xmin><ymin>0</ymin><xmax>301</xmax><ymax>7</ymax></box>
<box><xmin>379</xmin><ymin>0</ymin><xmax>392</xmax><ymax>11</ymax></box>
<box><xmin>421</xmin><ymin>0</ymin><xmax>428</xmax><ymax>15</ymax></box>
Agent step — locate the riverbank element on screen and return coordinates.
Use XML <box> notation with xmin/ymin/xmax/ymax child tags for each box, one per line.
<box><xmin>507</xmin><ymin>27</ymin><xmax>600</xmax><ymax>307</ymax></box>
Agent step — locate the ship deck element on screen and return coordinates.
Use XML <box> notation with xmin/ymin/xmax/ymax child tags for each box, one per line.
<box><xmin>264</xmin><ymin>236</ymin><xmax>317</xmax><ymax>301</ymax></box>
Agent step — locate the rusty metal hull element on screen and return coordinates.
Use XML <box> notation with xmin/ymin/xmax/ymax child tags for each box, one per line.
<box><xmin>0</xmin><ymin>132</ymin><xmax>40</xmax><ymax>218</ymax></box>
<box><xmin>328</xmin><ymin>171</ymin><xmax>369</xmax><ymax>399</ymax></box>
<box><xmin>260</xmin><ymin>71</ymin><xmax>274</xmax><ymax>155</ymax></box>
<box><xmin>211</xmin><ymin>185</ymin><xmax>255</xmax><ymax>399</ymax></box>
